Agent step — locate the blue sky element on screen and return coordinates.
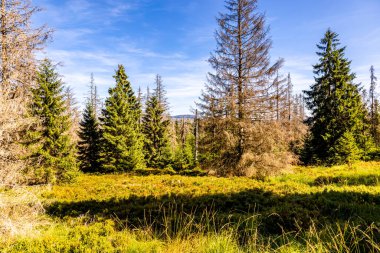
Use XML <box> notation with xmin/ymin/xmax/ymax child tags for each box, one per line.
<box><xmin>33</xmin><ymin>0</ymin><xmax>380</xmax><ymax>115</ymax></box>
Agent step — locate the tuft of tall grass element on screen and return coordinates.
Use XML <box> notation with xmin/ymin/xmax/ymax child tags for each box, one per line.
<box><xmin>1</xmin><ymin>212</ymin><xmax>380</xmax><ymax>252</ymax></box>
<box><xmin>3</xmin><ymin>161</ymin><xmax>380</xmax><ymax>252</ymax></box>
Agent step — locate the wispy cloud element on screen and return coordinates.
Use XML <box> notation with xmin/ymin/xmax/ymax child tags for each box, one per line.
<box><xmin>41</xmin><ymin>42</ymin><xmax>210</xmax><ymax>114</ymax></box>
<box><xmin>32</xmin><ymin>0</ymin><xmax>380</xmax><ymax>114</ymax></box>
<box><xmin>280</xmin><ymin>55</ymin><xmax>315</xmax><ymax>93</ymax></box>
<box><xmin>66</xmin><ymin>0</ymin><xmax>93</xmax><ymax>14</ymax></box>
<box><xmin>105</xmin><ymin>0</ymin><xmax>139</xmax><ymax>17</ymax></box>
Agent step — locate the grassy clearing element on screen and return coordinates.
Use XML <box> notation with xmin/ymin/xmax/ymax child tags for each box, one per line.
<box><xmin>2</xmin><ymin>161</ymin><xmax>380</xmax><ymax>252</ymax></box>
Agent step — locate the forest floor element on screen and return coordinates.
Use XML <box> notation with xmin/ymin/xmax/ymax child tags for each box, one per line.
<box><xmin>2</xmin><ymin>162</ymin><xmax>380</xmax><ymax>252</ymax></box>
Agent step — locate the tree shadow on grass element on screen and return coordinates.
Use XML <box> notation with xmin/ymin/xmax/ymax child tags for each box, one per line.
<box><xmin>46</xmin><ymin>188</ymin><xmax>380</xmax><ymax>235</ymax></box>
<box><xmin>312</xmin><ymin>174</ymin><xmax>380</xmax><ymax>186</ymax></box>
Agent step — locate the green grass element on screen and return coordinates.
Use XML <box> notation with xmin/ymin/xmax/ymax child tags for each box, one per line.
<box><xmin>2</xmin><ymin>161</ymin><xmax>380</xmax><ymax>252</ymax></box>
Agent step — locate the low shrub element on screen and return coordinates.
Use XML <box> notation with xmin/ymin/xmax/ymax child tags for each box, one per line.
<box><xmin>179</xmin><ymin>168</ymin><xmax>208</xmax><ymax>177</ymax></box>
<box><xmin>133</xmin><ymin>167</ymin><xmax>177</xmax><ymax>176</ymax></box>
<box><xmin>365</xmin><ymin>148</ymin><xmax>380</xmax><ymax>161</ymax></box>
<box><xmin>313</xmin><ymin>175</ymin><xmax>380</xmax><ymax>186</ymax></box>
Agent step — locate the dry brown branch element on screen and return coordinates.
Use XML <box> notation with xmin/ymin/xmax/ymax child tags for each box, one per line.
<box><xmin>0</xmin><ymin>0</ymin><xmax>51</xmax><ymax>237</ymax></box>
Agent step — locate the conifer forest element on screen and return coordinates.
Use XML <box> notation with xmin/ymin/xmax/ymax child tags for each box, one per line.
<box><xmin>1</xmin><ymin>0</ymin><xmax>380</xmax><ymax>252</ymax></box>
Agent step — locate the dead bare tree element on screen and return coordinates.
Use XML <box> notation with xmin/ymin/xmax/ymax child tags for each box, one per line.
<box><xmin>198</xmin><ymin>0</ymin><xmax>302</xmax><ymax>177</ymax></box>
<box><xmin>0</xmin><ymin>0</ymin><xmax>50</xmax><ymax>237</ymax></box>
<box><xmin>1</xmin><ymin>0</ymin><xmax>50</xmax><ymax>96</ymax></box>
<box><xmin>0</xmin><ymin>0</ymin><xmax>51</xmax><ymax>183</ymax></box>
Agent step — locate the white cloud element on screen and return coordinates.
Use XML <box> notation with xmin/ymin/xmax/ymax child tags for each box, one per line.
<box><xmin>38</xmin><ymin>42</ymin><xmax>211</xmax><ymax>115</ymax></box>
<box><xmin>280</xmin><ymin>55</ymin><xmax>315</xmax><ymax>93</ymax></box>
<box><xmin>283</xmin><ymin>56</ymin><xmax>314</xmax><ymax>72</ymax></box>
<box><xmin>66</xmin><ymin>0</ymin><xmax>93</xmax><ymax>14</ymax></box>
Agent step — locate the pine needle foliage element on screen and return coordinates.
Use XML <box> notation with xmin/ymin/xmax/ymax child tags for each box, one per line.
<box><xmin>99</xmin><ymin>65</ymin><xmax>145</xmax><ymax>172</ymax></box>
<box><xmin>29</xmin><ymin>59</ymin><xmax>78</xmax><ymax>184</ymax></box>
<box><xmin>77</xmin><ymin>101</ymin><xmax>101</xmax><ymax>173</ymax></box>
<box><xmin>303</xmin><ymin>29</ymin><xmax>371</xmax><ymax>165</ymax></box>
<box><xmin>142</xmin><ymin>94</ymin><xmax>171</xmax><ymax>169</ymax></box>
<box><xmin>172</xmin><ymin>119</ymin><xmax>196</xmax><ymax>170</ymax></box>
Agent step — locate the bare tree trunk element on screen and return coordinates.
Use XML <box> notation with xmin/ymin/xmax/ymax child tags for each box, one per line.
<box><xmin>1</xmin><ymin>0</ymin><xmax>7</xmax><ymax>93</ymax></box>
<box><xmin>194</xmin><ymin>109</ymin><xmax>199</xmax><ymax>164</ymax></box>
<box><xmin>237</xmin><ymin>0</ymin><xmax>244</xmax><ymax>157</ymax></box>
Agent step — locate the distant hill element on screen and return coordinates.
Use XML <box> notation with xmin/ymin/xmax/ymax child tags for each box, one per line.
<box><xmin>171</xmin><ymin>114</ymin><xmax>195</xmax><ymax>120</ymax></box>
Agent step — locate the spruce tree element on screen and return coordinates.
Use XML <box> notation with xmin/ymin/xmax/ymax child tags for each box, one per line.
<box><xmin>303</xmin><ymin>29</ymin><xmax>369</xmax><ymax>165</ymax></box>
<box><xmin>78</xmin><ymin>101</ymin><xmax>101</xmax><ymax>173</ymax></box>
<box><xmin>142</xmin><ymin>94</ymin><xmax>171</xmax><ymax>168</ymax></box>
<box><xmin>78</xmin><ymin>74</ymin><xmax>102</xmax><ymax>173</ymax></box>
<box><xmin>173</xmin><ymin>118</ymin><xmax>195</xmax><ymax>170</ymax></box>
<box><xmin>99</xmin><ymin>65</ymin><xmax>145</xmax><ymax>172</ymax></box>
<box><xmin>29</xmin><ymin>59</ymin><xmax>78</xmax><ymax>183</ymax></box>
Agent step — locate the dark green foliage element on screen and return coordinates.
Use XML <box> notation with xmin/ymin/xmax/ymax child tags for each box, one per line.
<box><xmin>366</xmin><ymin>148</ymin><xmax>380</xmax><ymax>161</ymax></box>
<box><xmin>173</xmin><ymin>133</ymin><xmax>195</xmax><ymax>170</ymax></box>
<box><xmin>172</xmin><ymin>119</ymin><xmax>196</xmax><ymax>170</ymax></box>
<box><xmin>29</xmin><ymin>59</ymin><xmax>78</xmax><ymax>184</ymax></box>
<box><xmin>329</xmin><ymin>131</ymin><xmax>361</xmax><ymax>165</ymax></box>
<box><xmin>303</xmin><ymin>29</ymin><xmax>370</xmax><ymax>165</ymax></box>
<box><xmin>99</xmin><ymin>65</ymin><xmax>145</xmax><ymax>172</ymax></box>
<box><xmin>179</xmin><ymin>168</ymin><xmax>207</xmax><ymax>177</ymax></box>
<box><xmin>142</xmin><ymin>94</ymin><xmax>172</xmax><ymax>169</ymax></box>
<box><xmin>77</xmin><ymin>102</ymin><xmax>101</xmax><ymax>173</ymax></box>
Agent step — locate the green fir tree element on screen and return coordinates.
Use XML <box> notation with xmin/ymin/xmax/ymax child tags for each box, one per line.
<box><xmin>99</xmin><ymin>65</ymin><xmax>145</xmax><ymax>172</ymax></box>
<box><xmin>329</xmin><ymin>131</ymin><xmax>361</xmax><ymax>166</ymax></box>
<box><xmin>303</xmin><ymin>29</ymin><xmax>370</xmax><ymax>165</ymax></box>
<box><xmin>29</xmin><ymin>59</ymin><xmax>78</xmax><ymax>183</ymax></box>
<box><xmin>78</xmin><ymin>101</ymin><xmax>101</xmax><ymax>173</ymax></box>
<box><xmin>142</xmin><ymin>94</ymin><xmax>171</xmax><ymax>168</ymax></box>
<box><xmin>173</xmin><ymin>119</ymin><xmax>195</xmax><ymax>170</ymax></box>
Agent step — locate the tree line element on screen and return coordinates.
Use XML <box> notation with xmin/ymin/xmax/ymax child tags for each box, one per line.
<box><xmin>1</xmin><ymin>0</ymin><xmax>379</xmax><ymax>185</ymax></box>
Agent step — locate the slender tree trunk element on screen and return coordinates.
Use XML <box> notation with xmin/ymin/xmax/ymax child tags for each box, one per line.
<box><xmin>1</xmin><ymin>0</ymin><xmax>6</xmax><ymax>91</ymax></box>
<box><xmin>276</xmin><ymin>75</ymin><xmax>280</xmax><ymax>121</ymax></box>
<box><xmin>237</xmin><ymin>0</ymin><xmax>244</xmax><ymax>157</ymax></box>
<box><xmin>287</xmin><ymin>74</ymin><xmax>292</xmax><ymax>121</ymax></box>
<box><xmin>194</xmin><ymin>109</ymin><xmax>199</xmax><ymax>164</ymax></box>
